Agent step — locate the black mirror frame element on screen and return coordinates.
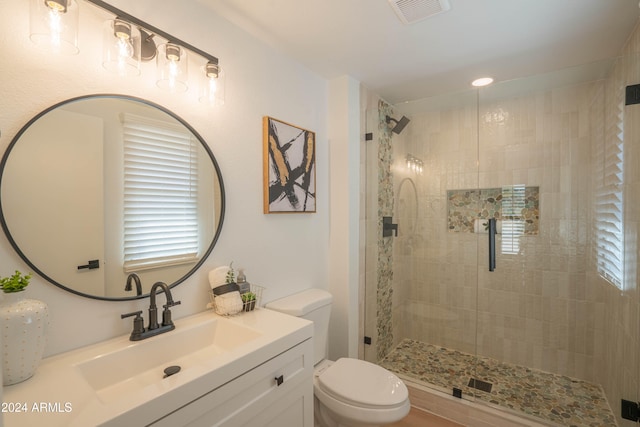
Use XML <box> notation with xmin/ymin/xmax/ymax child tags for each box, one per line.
<box><xmin>0</xmin><ymin>94</ymin><xmax>226</xmax><ymax>301</ymax></box>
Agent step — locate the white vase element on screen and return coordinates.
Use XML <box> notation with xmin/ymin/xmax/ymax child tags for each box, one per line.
<box><xmin>0</xmin><ymin>291</ymin><xmax>49</xmax><ymax>385</ymax></box>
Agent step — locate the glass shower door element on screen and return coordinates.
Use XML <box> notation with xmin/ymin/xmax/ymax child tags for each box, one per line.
<box><xmin>474</xmin><ymin>58</ymin><xmax>635</xmax><ymax>426</ymax></box>
<box><xmin>617</xmin><ymin>51</ymin><xmax>640</xmax><ymax>427</ymax></box>
<box><xmin>364</xmin><ymin>54</ymin><xmax>640</xmax><ymax>426</ymax></box>
<box><xmin>363</xmin><ymin>90</ymin><xmax>483</xmax><ymax>402</ymax></box>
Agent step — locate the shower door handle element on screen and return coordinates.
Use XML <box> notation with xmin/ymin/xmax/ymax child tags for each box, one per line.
<box><xmin>488</xmin><ymin>218</ymin><xmax>496</xmax><ymax>271</ymax></box>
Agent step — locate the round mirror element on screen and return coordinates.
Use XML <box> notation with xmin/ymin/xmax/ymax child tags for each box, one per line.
<box><xmin>0</xmin><ymin>95</ymin><xmax>225</xmax><ymax>300</ymax></box>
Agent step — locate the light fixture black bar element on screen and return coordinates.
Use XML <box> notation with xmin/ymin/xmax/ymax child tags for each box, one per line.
<box><xmin>84</xmin><ymin>0</ymin><xmax>218</xmax><ymax>65</ymax></box>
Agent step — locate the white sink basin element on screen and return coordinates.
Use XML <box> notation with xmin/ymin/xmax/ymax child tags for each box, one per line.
<box><xmin>4</xmin><ymin>309</ymin><xmax>313</xmax><ymax>427</ymax></box>
<box><xmin>75</xmin><ymin>316</ymin><xmax>261</xmax><ymax>403</ymax></box>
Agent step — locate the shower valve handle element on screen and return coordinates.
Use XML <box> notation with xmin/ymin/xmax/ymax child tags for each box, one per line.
<box><xmin>383</xmin><ymin>216</ymin><xmax>398</xmax><ymax>237</ymax></box>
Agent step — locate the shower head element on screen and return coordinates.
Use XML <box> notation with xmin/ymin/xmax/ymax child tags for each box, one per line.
<box><xmin>386</xmin><ymin>115</ymin><xmax>410</xmax><ymax>134</ymax></box>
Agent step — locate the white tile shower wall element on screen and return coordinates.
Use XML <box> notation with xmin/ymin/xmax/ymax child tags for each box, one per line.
<box><xmin>394</xmin><ymin>97</ymin><xmax>480</xmax><ymax>356</ymax></box>
<box><xmin>394</xmin><ymin>81</ymin><xmax>600</xmax><ymax>381</ymax></box>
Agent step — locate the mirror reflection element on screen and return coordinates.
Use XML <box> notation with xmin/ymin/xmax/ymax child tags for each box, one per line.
<box><xmin>0</xmin><ymin>95</ymin><xmax>225</xmax><ymax>300</ymax></box>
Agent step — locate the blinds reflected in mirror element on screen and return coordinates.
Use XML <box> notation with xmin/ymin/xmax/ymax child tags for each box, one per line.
<box><xmin>122</xmin><ymin>113</ymin><xmax>199</xmax><ymax>272</ymax></box>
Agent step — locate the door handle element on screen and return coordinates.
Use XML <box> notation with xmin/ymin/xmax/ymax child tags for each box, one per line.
<box><xmin>488</xmin><ymin>218</ymin><xmax>496</xmax><ymax>271</ymax></box>
<box><xmin>78</xmin><ymin>259</ymin><xmax>100</xmax><ymax>270</ymax></box>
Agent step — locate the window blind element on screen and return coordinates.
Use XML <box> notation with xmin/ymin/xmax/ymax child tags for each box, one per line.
<box><xmin>122</xmin><ymin>113</ymin><xmax>199</xmax><ymax>272</ymax></box>
<box><xmin>595</xmin><ymin>91</ymin><xmax>624</xmax><ymax>289</ymax></box>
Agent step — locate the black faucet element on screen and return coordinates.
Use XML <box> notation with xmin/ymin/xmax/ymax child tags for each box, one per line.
<box><xmin>124</xmin><ymin>273</ymin><xmax>143</xmax><ymax>296</ymax></box>
<box><xmin>148</xmin><ymin>281</ymin><xmax>180</xmax><ymax>331</ymax></box>
<box><xmin>121</xmin><ymin>281</ymin><xmax>181</xmax><ymax>341</ymax></box>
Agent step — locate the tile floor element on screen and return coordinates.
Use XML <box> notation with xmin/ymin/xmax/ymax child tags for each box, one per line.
<box><xmin>380</xmin><ymin>339</ymin><xmax>616</xmax><ymax>427</ymax></box>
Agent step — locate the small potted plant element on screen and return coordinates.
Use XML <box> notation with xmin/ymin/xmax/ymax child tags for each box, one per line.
<box><xmin>225</xmin><ymin>262</ymin><xmax>236</xmax><ymax>284</ymax></box>
<box><xmin>241</xmin><ymin>292</ymin><xmax>256</xmax><ymax>312</ymax></box>
<box><xmin>0</xmin><ymin>270</ymin><xmax>31</xmax><ymax>294</ymax></box>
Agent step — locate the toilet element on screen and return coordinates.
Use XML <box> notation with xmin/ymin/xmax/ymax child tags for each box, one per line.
<box><xmin>266</xmin><ymin>289</ymin><xmax>410</xmax><ymax>427</ymax></box>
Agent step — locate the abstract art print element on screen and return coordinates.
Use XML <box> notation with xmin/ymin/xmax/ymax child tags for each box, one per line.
<box><xmin>263</xmin><ymin>116</ymin><xmax>316</xmax><ymax>213</ymax></box>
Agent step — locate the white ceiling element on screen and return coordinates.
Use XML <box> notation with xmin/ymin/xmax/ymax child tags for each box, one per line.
<box><xmin>197</xmin><ymin>0</ymin><xmax>639</xmax><ymax>104</ymax></box>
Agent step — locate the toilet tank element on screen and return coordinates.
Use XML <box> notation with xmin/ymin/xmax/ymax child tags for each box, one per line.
<box><xmin>265</xmin><ymin>289</ymin><xmax>332</xmax><ymax>365</ymax></box>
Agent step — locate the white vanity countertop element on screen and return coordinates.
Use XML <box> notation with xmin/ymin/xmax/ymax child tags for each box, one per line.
<box><xmin>2</xmin><ymin>308</ymin><xmax>312</xmax><ymax>427</ymax></box>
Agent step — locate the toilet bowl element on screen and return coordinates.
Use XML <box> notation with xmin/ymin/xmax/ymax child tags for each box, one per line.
<box><xmin>314</xmin><ymin>359</ymin><xmax>410</xmax><ymax>427</ymax></box>
<box><xmin>266</xmin><ymin>289</ymin><xmax>410</xmax><ymax>427</ymax></box>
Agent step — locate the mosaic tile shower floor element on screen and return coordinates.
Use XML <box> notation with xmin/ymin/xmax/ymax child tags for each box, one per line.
<box><xmin>380</xmin><ymin>339</ymin><xmax>616</xmax><ymax>427</ymax></box>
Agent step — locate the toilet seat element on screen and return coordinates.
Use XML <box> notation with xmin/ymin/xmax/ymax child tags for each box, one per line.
<box><xmin>316</xmin><ymin>358</ymin><xmax>408</xmax><ymax>409</ymax></box>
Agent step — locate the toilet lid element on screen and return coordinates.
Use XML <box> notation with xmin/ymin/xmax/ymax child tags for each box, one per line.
<box><xmin>317</xmin><ymin>358</ymin><xmax>408</xmax><ymax>408</ymax></box>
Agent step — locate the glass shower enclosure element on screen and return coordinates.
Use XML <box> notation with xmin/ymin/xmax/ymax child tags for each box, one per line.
<box><xmin>364</xmin><ymin>53</ymin><xmax>640</xmax><ymax>426</ymax></box>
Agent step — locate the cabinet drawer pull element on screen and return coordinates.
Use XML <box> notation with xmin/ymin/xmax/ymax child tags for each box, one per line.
<box><xmin>275</xmin><ymin>375</ymin><xmax>284</xmax><ymax>386</ymax></box>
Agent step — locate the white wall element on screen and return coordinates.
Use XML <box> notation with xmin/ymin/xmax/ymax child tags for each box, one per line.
<box><xmin>327</xmin><ymin>76</ymin><xmax>361</xmax><ymax>359</ymax></box>
<box><xmin>0</xmin><ymin>0</ymin><xmax>330</xmax><ymax>356</ymax></box>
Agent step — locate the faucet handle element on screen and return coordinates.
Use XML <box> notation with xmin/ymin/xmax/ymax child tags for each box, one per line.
<box><xmin>164</xmin><ymin>300</ymin><xmax>181</xmax><ymax>309</ymax></box>
<box><xmin>121</xmin><ymin>310</ymin><xmax>145</xmax><ymax>340</ymax></box>
<box><xmin>161</xmin><ymin>301</ymin><xmax>180</xmax><ymax>327</ymax></box>
<box><xmin>121</xmin><ymin>310</ymin><xmax>143</xmax><ymax>319</ymax></box>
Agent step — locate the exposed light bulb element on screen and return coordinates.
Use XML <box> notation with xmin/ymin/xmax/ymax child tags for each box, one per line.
<box><xmin>116</xmin><ymin>36</ymin><xmax>134</xmax><ymax>59</ymax></box>
<box><xmin>156</xmin><ymin>43</ymin><xmax>188</xmax><ymax>92</ymax></box>
<box><xmin>166</xmin><ymin>43</ymin><xmax>181</xmax><ymax>61</ymax></box>
<box><xmin>30</xmin><ymin>0</ymin><xmax>79</xmax><ymax>54</ymax></box>
<box><xmin>199</xmin><ymin>61</ymin><xmax>225</xmax><ymax>106</ymax></box>
<box><xmin>102</xmin><ymin>19</ymin><xmax>140</xmax><ymax>76</ymax></box>
<box><xmin>114</xmin><ymin>21</ymin><xmax>134</xmax><ymax>60</ymax></box>
<box><xmin>166</xmin><ymin>44</ymin><xmax>182</xmax><ymax>89</ymax></box>
<box><xmin>46</xmin><ymin>7</ymin><xmax>64</xmax><ymax>47</ymax></box>
<box><xmin>207</xmin><ymin>77</ymin><xmax>218</xmax><ymax>95</ymax></box>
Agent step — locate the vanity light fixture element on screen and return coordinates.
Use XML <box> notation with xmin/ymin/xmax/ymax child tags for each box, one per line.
<box><xmin>29</xmin><ymin>0</ymin><xmax>80</xmax><ymax>54</ymax></box>
<box><xmin>102</xmin><ymin>18</ymin><xmax>141</xmax><ymax>77</ymax></box>
<box><xmin>30</xmin><ymin>0</ymin><xmax>225</xmax><ymax>105</ymax></box>
<box><xmin>85</xmin><ymin>0</ymin><xmax>222</xmax><ymax>99</ymax></box>
<box><xmin>471</xmin><ymin>76</ymin><xmax>494</xmax><ymax>87</ymax></box>
<box><xmin>199</xmin><ymin>61</ymin><xmax>226</xmax><ymax>106</ymax></box>
<box><xmin>156</xmin><ymin>42</ymin><xmax>188</xmax><ymax>92</ymax></box>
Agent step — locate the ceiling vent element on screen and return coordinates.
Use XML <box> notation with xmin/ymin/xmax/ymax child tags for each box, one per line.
<box><xmin>388</xmin><ymin>0</ymin><xmax>451</xmax><ymax>25</ymax></box>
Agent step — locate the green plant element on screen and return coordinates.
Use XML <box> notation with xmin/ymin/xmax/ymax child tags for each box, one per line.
<box><xmin>0</xmin><ymin>270</ymin><xmax>32</xmax><ymax>293</ymax></box>
<box><xmin>241</xmin><ymin>292</ymin><xmax>256</xmax><ymax>303</ymax></box>
<box><xmin>225</xmin><ymin>262</ymin><xmax>235</xmax><ymax>284</ymax></box>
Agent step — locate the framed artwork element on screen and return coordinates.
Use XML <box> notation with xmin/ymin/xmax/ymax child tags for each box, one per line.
<box><xmin>263</xmin><ymin>116</ymin><xmax>316</xmax><ymax>213</ymax></box>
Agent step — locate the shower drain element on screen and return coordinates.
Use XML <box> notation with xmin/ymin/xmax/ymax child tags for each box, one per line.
<box><xmin>468</xmin><ymin>378</ymin><xmax>493</xmax><ymax>393</ymax></box>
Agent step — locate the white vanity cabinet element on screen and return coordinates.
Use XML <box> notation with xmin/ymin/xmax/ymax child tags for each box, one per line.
<box><xmin>150</xmin><ymin>338</ymin><xmax>313</xmax><ymax>427</ymax></box>
<box><xmin>2</xmin><ymin>310</ymin><xmax>314</xmax><ymax>427</ymax></box>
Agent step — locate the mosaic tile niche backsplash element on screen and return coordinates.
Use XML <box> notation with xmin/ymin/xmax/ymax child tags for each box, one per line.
<box><xmin>447</xmin><ymin>186</ymin><xmax>539</xmax><ymax>234</ymax></box>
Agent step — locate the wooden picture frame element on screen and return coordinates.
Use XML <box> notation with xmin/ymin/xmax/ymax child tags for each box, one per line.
<box><xmin>263</xmin><ymin>116</ymin><xmax>316</xmax><ymax>213</ymax></box>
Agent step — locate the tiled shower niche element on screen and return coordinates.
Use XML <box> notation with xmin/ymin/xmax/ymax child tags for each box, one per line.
<box><xmin>447</xmin><ymin>186</ymin><xmax>539</xmax><ymax>234</ymax></box>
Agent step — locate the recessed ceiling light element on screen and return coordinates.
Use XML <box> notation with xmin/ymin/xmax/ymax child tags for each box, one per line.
<box><xmin>471</xmin><ymin>77</ymin><xmax>494</xmax><ymax>87</ymax></box>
